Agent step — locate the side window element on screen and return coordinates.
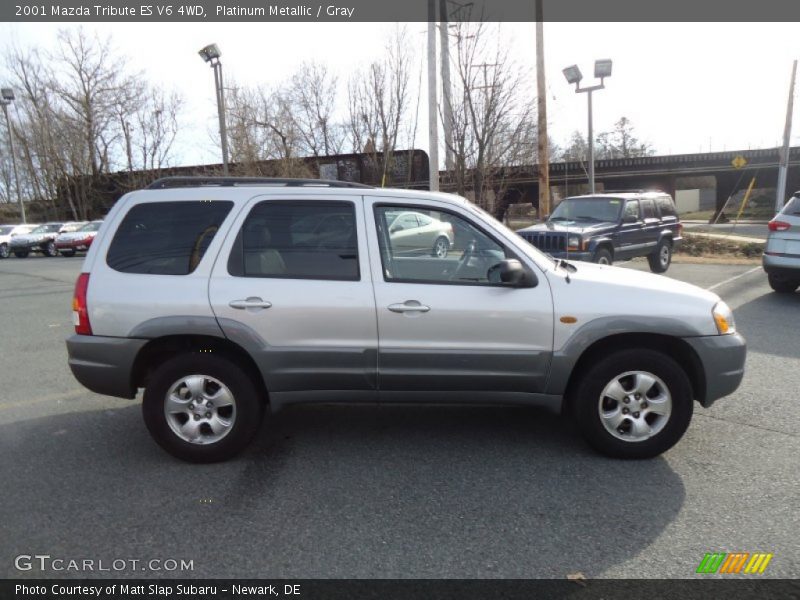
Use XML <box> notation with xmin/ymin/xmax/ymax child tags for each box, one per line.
<box><xmin>640</xmin><ymin>198</ymin><xmax>657</xmax><ymax>219</ymax></box>
<box><xmin>623</xmin><ymin>200</ymin><xmax>640</xmax><ymax>221</ymax></box>
<box><xmin>374</xmin><ymin>205</ymin><xmax>512</xmax><ymax>285</ymax></box>
<box><xmin>657</xmin><ymin>196</ymin><xmax>677</xmax><ymax>218</ymax></box>
<box><xmin>228</xmin><ymin>201</ymin><xmax>359</xmax><ymax>281</ymax></box>
<box><xmin>107</xmin><ymin>201</ymin><xmax>232</xmax><ymax>275</ymax></box>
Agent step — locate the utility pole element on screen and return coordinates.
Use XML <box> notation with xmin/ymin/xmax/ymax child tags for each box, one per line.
<box><xmin>427</xmin><ymin>0</ymin><xmax>440</xmax><ymax>191</ymax></box>
<box><xmin>0</xmin><ymin>89</ymin><xmax>25</xmax><ymax>223</ymax></box>
<box><xmin>776</xmin><ymin>59</ymin><xmax>797</xmax><ymax>213</ymax></box>
<box><xmin>439</xmin><ymin>0</ymin><xmax>454</xmax><ymax>172</ymax></box>
<box><xmin>535</xmin><ymin>0</ymin><xmax>550</xmax><ymax>218</ymax></box>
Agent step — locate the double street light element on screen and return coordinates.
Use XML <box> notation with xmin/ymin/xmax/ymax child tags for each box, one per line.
<box><xmin>563</xmin><ymin>59</ymin><xmax>613</xmax><ymax>194</ymax></box>
<box><xmin>0</xmin><ymin>88</ymin><xmax>25</xmax><ymax>223</ymax></box>
<box><xmin>198</xmin><ymin>43</ymin><xmax>230</xmax><ymax>176</ymax></box>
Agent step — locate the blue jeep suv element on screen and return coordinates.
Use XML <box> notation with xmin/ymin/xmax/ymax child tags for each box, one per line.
<box><xmin>517</xmin><ymin>192</ymin><xmax>683</xmax><ymax>273</ymax></box>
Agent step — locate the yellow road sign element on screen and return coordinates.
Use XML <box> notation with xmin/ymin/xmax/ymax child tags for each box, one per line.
<box><xmin>731</xmin><ymin>155</ymin><xmax>748</xmax><ymax>169</ymax></box>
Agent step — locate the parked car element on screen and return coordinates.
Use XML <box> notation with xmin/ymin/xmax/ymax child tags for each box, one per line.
<box><xmin>59</xmin><ymin>221</ymin><xmax>89</xmax><ymax>233</ymax></box>
<box><xmin>763</xmin><ymin>193</ymin><xmax>800</xmax><ymax>293</ymax></box>
<box><xmin>385</xmin><ymin>210</ymin><xmax>455</xmax><ymax>258</ymax></box>
<box><xmin>56</xmin><ymin>220</ymin><xmax>103</xmax><ymax>257</ymax></box>
<box><xmin>0</xmin><ymin>224</ymin><xmax>39</xmax><ymax>259</ymax></box>
<box><xmin>9</xmin><ymin>222</ymin><xmax>65</xmax><ymax>257</ymax></box>
<box><xmin>66</xmin><ymin>177</ymin><xmax>745</xmax><ymax>463</ymax></box>
<box><xmin>517</xmin><ymin>192</ymin><xmax>683</xmax><ymax>273</ymax></box>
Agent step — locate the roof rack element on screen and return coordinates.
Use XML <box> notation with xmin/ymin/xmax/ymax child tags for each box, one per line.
<box><xmin>595</xmin><ymin>189</ymin><xmax>664</xmax><ymax>194</ymax></box>
<box><xmin>146</xmin><ymin>176</ymin><xmax>372</xmax><ymax>190</ymax></box>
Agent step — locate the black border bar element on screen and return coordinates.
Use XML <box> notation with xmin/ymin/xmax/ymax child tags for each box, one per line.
<box><xmin>4</xmin><ymin>579</ymin><xmax>800</xmax><ymax>600</ymax></box>
<box><xmin>5</xmin><ymin>0</ymin><xmax>800</xmax><ymax>22</ymax></box>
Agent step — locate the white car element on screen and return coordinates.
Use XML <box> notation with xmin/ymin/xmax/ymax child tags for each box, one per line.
<box><xmin>66</xmin><ymin>177</ymin><xmax>746</xmax><ymax>463</ymax></box>
<box><xmin>0</xmin><ymin>223</ymin><xmax>38</xmax><ymax>259</ymax></box>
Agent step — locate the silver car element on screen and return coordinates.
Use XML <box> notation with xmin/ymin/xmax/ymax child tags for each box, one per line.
<box><xmin>763</xmin><ymin>195</ymin><xmax>800</xmax><ymax>293</ymax></box>
<box><xmin>387</xmin><ymin>210</ymin><xmax>455</xmax><ymax>258</ymax></box>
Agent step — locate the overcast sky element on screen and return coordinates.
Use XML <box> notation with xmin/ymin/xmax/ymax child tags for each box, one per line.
<box><xmin>2</xmin><ymin>21</ymin><xmax>799</xmax><ymax>168</ymax></box>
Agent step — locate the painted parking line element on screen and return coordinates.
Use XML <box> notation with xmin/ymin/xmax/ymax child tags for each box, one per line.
<box><xmin>705</xmin><ymin>266</ymin><xmax>762</xmax><ymax>291</ymax></box>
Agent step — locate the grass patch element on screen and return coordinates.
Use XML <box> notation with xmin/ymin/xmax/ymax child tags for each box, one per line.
<box><xmin>678</xmin><ymin>233</ymin><xmax>763</xmax><ymax>259</ymax></box>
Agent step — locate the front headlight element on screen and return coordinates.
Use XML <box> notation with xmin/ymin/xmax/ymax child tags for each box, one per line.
<box><xmin>567</xmin><ymin>235</ymin><xmax>581</xmax><ymax>250</ymax></box>
<box><xmin>712</xmin><ymin>301</ymin><xmax>736</xmax><ymax>335</ymax></box>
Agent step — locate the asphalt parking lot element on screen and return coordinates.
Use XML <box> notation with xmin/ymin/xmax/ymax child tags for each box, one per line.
<box><xmin>1</xmin><ymin>255</ymin><xmax>798</xmax><ymax>579</ymax></box>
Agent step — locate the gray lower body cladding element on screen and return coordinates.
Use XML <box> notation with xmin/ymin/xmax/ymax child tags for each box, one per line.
<box><xmin>684</xmin><ymin>333</ymin><xmax>747</xmax><ymax>407</ymax></box>
<box><xmin>67</xmin><ymin>334</ymin><xmax>147</xmax><ymax>399</ymax></box>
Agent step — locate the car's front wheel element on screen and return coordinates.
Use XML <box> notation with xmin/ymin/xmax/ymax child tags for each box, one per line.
<box><xmin>570</xmin><ymin>349</ymin><xmax>693</xmax><ymax>459</ymax></box>
<box><xmin>143</xmin><ymin>353</ymin><xmax>265</xmax><ymax>463</ymax></box>
<box><xmin>432</xmin><ymin>236</ymin><xmax>450</xmax><ymax>258</ymax></box>
<box><xmin>648</xmin><ymin>239</ymin><xmax>672</xmax><ymax>273</ymax></box>
<box><xmin>44</xmin><ymin>241</ymin><xmax>58</xmax><ymax>257</ymax></box>
<box><xmin>767</xmin><ymin>273</ymin><xmax>799</xmax><ymax>294</ymax></box>
<box><xmin>592</xmin><ymin>247</ymin><xmax>613</xmax><ymax>265</ymax></box>
<box><xmin>0</xmin><ymin>243</ymin><xmax>8</xmax><ymax>259</ymax></box>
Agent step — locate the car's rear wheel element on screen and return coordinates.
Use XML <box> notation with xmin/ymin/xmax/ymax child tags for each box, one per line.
<box><xmin>0</xmin><ymin>243</ymin><xmax>8</xmax><ymax>259</ymax></box>
<box><xmin>143</xmin><ymin>353</ymin><xmax>264</xmax><ymax>463</ymax></box>
<box><xmin>44</xmin><ymin>241</ymin><xmax>58</xmax><ymax>257</ymax></box>
<box><xmin>14</xmin><ymin>250</ymin><xmax>28</xmax><ymax>258</ymax></box>
<box><xmin>648</xmin><ymin>239</ymin><xmax>672</xmax><ymax>273</ymax></box>
<box><xmin>592</xmin><ymin>247</ymin><xmax>613</xmax><ymax>265</ymax></box>
<box><xmin>59</xmin><ymin>249</ymin><xmax>76</xmax><ymax>257</ymax></box>
<box><xmin>432</xmin><ymin>236</ymin><xmax>450</xmax><ymax>258</ymax></box>
<box><xmin>570</xmin><ymin>349</ymin><xmax>693</xmax><ymax>459</ymax></box>
<box><xmin>767</xmin><ymin>273</ymin><xmax>799</xmax><ymax>294</ymax></box>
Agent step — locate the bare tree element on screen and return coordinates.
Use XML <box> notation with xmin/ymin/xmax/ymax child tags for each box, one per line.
<box><xmin>347</xmin><ymin>26</ymin><xmax>413</xmax><ymax>186</ymax></box>
<box><xmin>288</xmin><ymin>62</ymin><xmax>345</xmax><ymax>157</ymax></box>
<box><xmin>595</xmin><ymin>116</ymin><xmax>654</xmax><ymax>159</ymax></box>
<box><xmin>445</xmin><ymin>21</ymin><xmax>535</xmax><ymax>219</ymax></box>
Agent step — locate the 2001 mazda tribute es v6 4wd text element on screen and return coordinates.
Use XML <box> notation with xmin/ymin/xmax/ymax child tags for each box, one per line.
<box><xmin>66</xmin><ymin>177</ymin><xmax>746</xmax><ymax>462</ymax></box>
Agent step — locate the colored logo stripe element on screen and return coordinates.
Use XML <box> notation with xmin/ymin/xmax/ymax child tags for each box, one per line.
<box><xmin>697</xmin><ymin>553</ymin><xmax>773</xmax><ymax>574</ymax></box>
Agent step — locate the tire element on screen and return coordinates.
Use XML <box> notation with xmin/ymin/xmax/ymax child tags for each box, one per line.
<box><xmin>570</xmin><ymin>348</ymin><xmax>693</xmax><ymax>459</ymax></box>
<box><xmin>592</xmin><ymin>247</ymin><xmax>613</xmax><ymax>265</ymax></box>
<box><xmin>59</xmin><ymin>249</ymin><xmax>76</xmax><ymax>257</ymax></box>
<box><xmin>648</xmin><ymin>239</ymin><xmax>672</xmax><ymax>273</ymax></box>
<box><xmin>143</xmin><ymin>353</ymin><xmax>265</xmax><ymax>463</ymax></box>
<box><xmin>432</xmin><ymin>236</ymin><xmax>450</xmax><ymax>259</ymax></box>
<box><xmin>44</xmin><ymin>241</ymin><xmax>58</xmax><ymax>257</ymax></box>
<box><xmin>14</xmin><ymin>250</ymin><xmax>29</xmax><ymax>258</ymax></box>
<box><xmin>768</xmin><ymin>273</ymin><xmax>799</xmax><ymax>294</ymax></box>
<box><xmin>0</xmin><ymin>243</ymin><xmax>8</xmax><ymax>259</ymax></box>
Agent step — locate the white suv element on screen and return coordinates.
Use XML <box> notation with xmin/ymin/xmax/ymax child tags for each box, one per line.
<box><xmin>66</xmin><ymin>177</ymin><xmax>746</xmax><ymax>462</ymax></box>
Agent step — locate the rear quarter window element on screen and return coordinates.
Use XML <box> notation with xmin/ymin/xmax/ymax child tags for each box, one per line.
<box><xmin>656</xmin><ymin>196</ymin><xmax>677</xmax><ymax>218</ymax></box>
<box><xmin>107</xmin><ymin>201</ymin><xmax>233</xmax><ymax>275</ymax></box>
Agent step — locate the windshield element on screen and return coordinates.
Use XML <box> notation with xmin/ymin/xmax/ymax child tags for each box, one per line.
<box><xmin>79</xmin><ymin>221</ymin><xmax>102</xmax><ymax>232</ymax></box>
<box><xmin>550</xmin><ymin>197</ymin><xmax>623</xmax><ymax>222</ymax></box>
<box><xmin>0</xmin><ymin>226</ymin><xmax>12</xmax><ymax>235</ymax></box>
<box><xmin>31</xmin><ymin>223</ymin><xmax>62</xmax><ymax>234</ymax></box>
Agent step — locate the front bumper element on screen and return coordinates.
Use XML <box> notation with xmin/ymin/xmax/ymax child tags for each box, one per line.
<box><xmin>547</xmin><ymin>251</ymin><xmax>593</xmax><ymax>261</ymax></box>
<box><xmin>67</xmin><ymin>335</ymin><xmax>148</xmax><ymax>399</ymax></box>
<box><xmin>56</xmin><ymin>239</ymin><xmax>93</xmax><ymax>251</ymax></box>
<box><xmin>684</xmin><ymin>332</ymin><xmax>746</xmax><ymax>407</ymax></box>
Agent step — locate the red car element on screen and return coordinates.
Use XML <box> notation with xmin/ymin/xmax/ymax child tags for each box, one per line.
<box><xmin>55</xmin><ymin>220</ymin><xmax>103</xmax><ymax>256</ymax></box>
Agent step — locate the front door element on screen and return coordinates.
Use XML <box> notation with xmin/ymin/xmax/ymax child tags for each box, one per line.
<box><xmin>209</xmin><ymin>195</ymin><xmax>378</xmax><ymax>393</ymax></box>
<box><xmin>365</xmin><ymin>197</ymin><xmax>554</xmax><ymax>394</ymax></box>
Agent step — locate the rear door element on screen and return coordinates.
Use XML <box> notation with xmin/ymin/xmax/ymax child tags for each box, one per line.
<box><xmin>639</xmin><ymin>197</ymin><xmax>661</xmax><ymax>254</ymax></box>
<box><xmin>208</xmin><ymin>194</ymin><xmax>378</xmax><ymax>393</ymax></box>
<box><xmin>365</xmin><ymin>196</ymin><xmax>554</xmax><ymax>395</ymax></box>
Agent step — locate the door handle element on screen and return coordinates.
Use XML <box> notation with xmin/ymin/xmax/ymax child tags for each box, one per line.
<box><xmin>388</xmin><ymin>301</ymin><xmax>430</xmax><ymax>313</ymax></box>
<box><xmin>229</xmin><ymin>297</ymin><xmax>272</xmax><ymax>310</ymax></box>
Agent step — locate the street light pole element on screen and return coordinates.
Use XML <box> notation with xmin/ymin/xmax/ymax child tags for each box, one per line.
<box><xmin>199</xmin><ymin>44</ymin><xmax>230</xmax><ymax>176</ymax></box>
<box><xmin>563</xmin><ymin>59</ymin><xmax>612</xmax><ymax>195</ymax></box>
<box><xmin>1</xmin><ymin>89</ymin><xmax>26</xmax><ymax>223</ymax></box>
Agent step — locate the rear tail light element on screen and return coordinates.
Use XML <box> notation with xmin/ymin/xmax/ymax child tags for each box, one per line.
<box><xmin>72</xmin><ymin>272</ymin><xmax>92</xmax><ymax>335</ymax></box>
<box><xmin>768</xmin><ymin>220</ymin><xmax>791</xmax><ymax>232</ymax></box>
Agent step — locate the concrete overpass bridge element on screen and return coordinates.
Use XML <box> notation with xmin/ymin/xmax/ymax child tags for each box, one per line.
<box><xmin>447</xmin><ymin>146</ymin><xmax>800</xmax><ymax>214</ymax></box>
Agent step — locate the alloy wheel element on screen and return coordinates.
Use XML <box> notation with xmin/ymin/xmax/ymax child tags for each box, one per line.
<box><xmin>598</xmin><ymin>370</ymin><xmax>672</xmax><ymax>442</ymax></box>
<box><xmin>164</xmin><ymin>375</ymin><xmax>237</xmax><ymax>445</ymax></box>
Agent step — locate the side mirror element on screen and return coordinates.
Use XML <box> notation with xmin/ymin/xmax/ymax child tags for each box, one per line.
<box><xmin>389</xmin><ymin>225</ymin><xmax>400</xmax><ymax>234</ymax></box>
<box><xmin>488</xmin><ymin>259</ymin><xmax>537</xmax><ymax>288</ymax></box>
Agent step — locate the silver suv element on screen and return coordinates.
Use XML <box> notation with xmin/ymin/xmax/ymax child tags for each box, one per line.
<box><xmin>763</xmin><ymin>194</ymin><xmax>800</xmax><ymax>293</ymax></box>
<box><xmin>67</xmin><ymin>177</ymin><xmax>746</xmax><ymax>463</ymax></box>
